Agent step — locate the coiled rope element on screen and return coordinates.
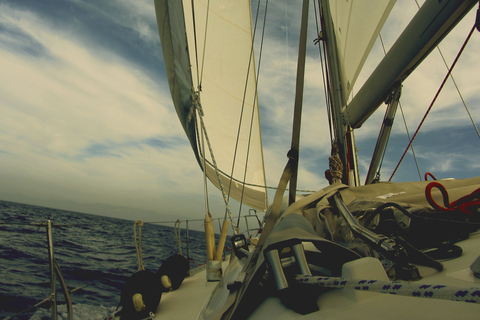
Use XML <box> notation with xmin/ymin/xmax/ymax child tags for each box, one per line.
<box><xmin>295</xmin><ymin>275</ymin><xmax>480</xmax><ymax>304</ymax></box>
<box><xmin>134</xmin><ymin>220</ymin><xmax>145</xmax><ymax>271</ymax></box>
<box><xmin>425</xmin><ymin>182</ymin><xmax>480</xmax><ymax>215</ymax></box>
<box><xmin>327</xmin><ymin>144</ymin><xmax>343</xmax><ymax>184</ymax></box>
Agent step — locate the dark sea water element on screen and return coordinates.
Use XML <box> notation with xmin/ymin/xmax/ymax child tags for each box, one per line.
<box><xmin>0</xmin><ymin>200</ymin><xmax>214</xmax><ymax>320</ymax></box>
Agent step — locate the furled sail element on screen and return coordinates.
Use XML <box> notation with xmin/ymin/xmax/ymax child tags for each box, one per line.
<box><xmin>155</xmin><ymin>0</ymin><xmax>267</xmax><ymax>211</ymax></box>
<box><xmin>328</xmin><ymin>0</ymin><xmax>396</xmax><ymax>106</ymax></box>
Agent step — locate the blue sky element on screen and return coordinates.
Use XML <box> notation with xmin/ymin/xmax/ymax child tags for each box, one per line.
<box><xmin>1</xmin><ymin>0</ymin><xmax>479</xmax><ymax>224</ymax></box>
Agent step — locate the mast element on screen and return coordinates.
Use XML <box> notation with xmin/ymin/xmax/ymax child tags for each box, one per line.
<box><xmin>289</xmin><ymin>0</ymin><xmax>309</xmax><ymax>205</ymax></box>
<box><xmin>319</xmin><ymin>0</ymin><xmax>358</xmax><ymax>186</ymax></box>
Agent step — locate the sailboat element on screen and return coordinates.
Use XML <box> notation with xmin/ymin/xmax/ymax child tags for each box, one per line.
<box><xmin>141</xmin><ymin>0</ymin><xmax>480</xmax><ymax>319</ymax></box>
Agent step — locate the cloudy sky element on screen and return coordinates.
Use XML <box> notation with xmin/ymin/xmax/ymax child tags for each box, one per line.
<box><xmin>1</xmin><ymin>0</ymin><xmax>479</xmax><ymax>225</ymax></box>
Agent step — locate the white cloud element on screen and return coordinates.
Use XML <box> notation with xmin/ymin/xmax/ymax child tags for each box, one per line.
<box><xmin>0</xmin><ymin>3</ymin><xmax>206</xmax><ymax>218</ymax></box>
<box><xmin>1</xmin><ymin>1</ymin><xmax>479</xmax><ymax>221</ymax></box>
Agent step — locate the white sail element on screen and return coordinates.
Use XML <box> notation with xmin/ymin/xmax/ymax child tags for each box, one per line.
<box><xmin>328</xmin><ymin>0</ymin><xmax>396</xmax><ymax>105</ymax></box>
<box><xmin>156</xmin><ymin>0</ymin><xmax>267</xmax><ymax>211</ymax></box>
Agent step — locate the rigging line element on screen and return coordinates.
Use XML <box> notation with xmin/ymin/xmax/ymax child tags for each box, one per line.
<box><xmin>378</xmin><ymin>34</ymin><xmax>422</xmax><ymax>181</ymax></box>
<box><xmin>190</xmin><ymin>0</ymin><xmax>201</xmax><ymax>87</ymax></box>
<box><xmin>255</xmin><ymin>0</ymin><xmax>270</xmax><ymax>195</ymax></box>
<box><xmin>0</xmin><ymin>222</ymin><xmax>94</xmax><ymax>227</ymax></box>
<box><xmin>199</xmin><ymin>0</ymin><xmax>211</xmax><ymax>87</ymax></box>
<box><xmin>192</xmin><ymin>92</ymin><xmax>238</xmax><ymax>231</ymax></box>
<box><xmin>201</xmin><ymin>156</ymin><xmax>317</xmax><ymax>193</ymax></box>
<box><xmin>412</xmin><ymin>0</ymin><xmax>480</xmax><ymax>163</ymax></box>
<box><xmin>435</xmin><ymin>39</ymin><xmax>480</xmax><ymax>142</ymax></box>
<box><xmin>398</xmin><ymin>99</ymin><xmax>422</xmax><ymax>180</ymax></box>
<box><xmin>236</xmin><ymin>0</ymin><xmax>270</xmax><ymax>228</ymax></box>
<box><xmin>412</xmin><ymin>0</ymin><xmax>480</xmax><ymax>142</ymax></box>
<box><xmin>317</xmin><ymin>0</ymin><xmax>335</xmax><ymax>144</ymax></box>
<box><xmin>320</xmin><ymin>6</ymin><xmax>339</xmax><ymax>149</ymax></box>
<box><xmin>320</xmin><ymin>38</ymin><xmax>336</xmax><ymax>146</ymax></box>
<box><xmin>198</xmin><ymin>113</ymin><xmax>211</xmax><ymax>217</ymax></box>
<box><xmin>443</xmin><ymin>60</ymin><xmax>480</xmax><ymax>141</ymax></box>
<box><xmin>314</xmin><ymin>0</ymin><xmax>333</xmax><ymax>144</ymax></box>
<box><xmin>147</xmin><ymin>215</ymin><xmax>260</xmax><ymax>224</ymax></box>
<box><xmin>199</xmin><ymin>157</ymin><xmax>277</xmax><ymax>190</ymax></box>
<box><xmin>230</xmin><ymin>0</ymin><xmax>266</xmax><ymax>228</ymax></box>
<box><xmin>190</xmin><ymin>1</ymin><xmax>211</xmax><ymax>215</ymax></box>
<box><xmin>322</xmin><ymin>46</ymin><xmax>335</xmax><ymax>143</ymax></box>
<box><xmin>389</xmin><ymin>24</ymin><xmax>477</xmax><ymax>181</ymax></box>
<box><xmin>191</xmin><ymin>101</ymin><xmax>211</xmax><ymax>214</ymax></box>
<box><xmin>325</xmin><ymin>55</ymin><xmax>334</xmax><ymax>145</ymax></box>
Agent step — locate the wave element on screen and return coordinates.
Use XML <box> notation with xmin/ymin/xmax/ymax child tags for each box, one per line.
<box><xmin>0</xmin><ymin>200</ymin><xmax>210</xmax><ymax>320</ymax></box>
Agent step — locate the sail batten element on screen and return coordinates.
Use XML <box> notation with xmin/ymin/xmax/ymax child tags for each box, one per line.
<box><xmin>155</xmin><ymin>0</ymin><xmax>267</xmax><ymax>211</ymax></box>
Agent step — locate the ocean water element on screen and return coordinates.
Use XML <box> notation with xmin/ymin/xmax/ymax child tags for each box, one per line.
<box><xmin>0</xmin><ymin>200</ymin><xmax>216</xmax><ymax>320</ymax></box>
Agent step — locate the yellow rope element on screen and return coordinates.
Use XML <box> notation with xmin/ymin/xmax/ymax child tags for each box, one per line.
<box><xmin>134</xmin><ymin>220</ymin><xmax>145</xmax><ymax>271</ymax></box>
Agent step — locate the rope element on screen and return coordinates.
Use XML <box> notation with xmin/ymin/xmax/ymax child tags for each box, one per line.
<box><xmin>425</xmin><ymin>172</ymin><xmax>438</xmax><ymax>181</ymax></box>
<box><xmin>3</xmin><ymin>294</ymin><xmax>54</xmax><ymax>320</ymax></box>
<box><xmin>415</xmin><ymin>1</ymin><xmax>480</xmax><ymax>143</ymax></box>
<box><xmin>425</xmin><ymin>181</ymin><xmax>480</xmax><ymax>215</ymax></box>
<box><xmin>190</xmin><ymin>90</ymin><xmax>238</xmax><ymax>232</ymax></box>
<box><xmin>295</xmin><ymin>275</ymin><xmax>480</xmax><ymax>304</ymax></box>
<box><xmin>314</xmin><ymin>0</ymin><xmax>334</xmax><ymax>144</ymax></box>
<box><xmin>389</xmin><ymin>24</ymin><xmax>477</xmax><ymax>181</ymax></box>
<box><xmin>134</xmin><ymin>220</ymin><xmax>145</xmax><ymax>271</ymax></box>
<box><xmin>189</xmin><ymin>0</ymin><xmax>200</xmax><ymax>87</ymax></box>
<box><xmin>174</xmin><ymin>219</ymin><xmax>182</xmax><ymax>255</ymax></box>
<box><xmin>328</xmin><ymin>144</ymin><xmax>343</xmax><ymax>184</ymax></box>
<box><xmin>234</xmin><ymin>0</ymin><xmax>267</xmax><ymax>229</ymax></box>
<box><xmin>139</xmin><ymin>312</ymin><xmax>156</xmax><ymax>320</ymax></box>
<box><xmin>193</xmin><ymin>157</ymin><xmax>311</xmax><ymax>192</ymax></box>
<box><xmin>187</xmin><ymin>257</ymin><xmax>206</xmax><ymax>267</ymax></box>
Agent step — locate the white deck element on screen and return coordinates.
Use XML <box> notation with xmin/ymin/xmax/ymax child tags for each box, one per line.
<box><xmin>152</xmin><ymin>232</ymin><xmax>480</xmax><ymax>320</ymax></box>
<box><xmin>248</xmin><ymin>232</ymin><xmax>480</xmax><ymax>320</ymax></box>
<box><xmin>154</xmin><ymin>262</ymin><xmax>228</xmax><ymax>319</ymax></box>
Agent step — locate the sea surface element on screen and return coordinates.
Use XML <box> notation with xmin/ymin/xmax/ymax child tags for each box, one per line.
<box><xmin>0</xmin><ymin>200</ymin><xmax>217</xmax><ymax>320</ymax></box>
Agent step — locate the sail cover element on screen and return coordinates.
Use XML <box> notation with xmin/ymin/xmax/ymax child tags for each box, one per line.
<box><xmin>155</xmin><ymin>0</ymin><xmax>268</xmax><ymax>211</ymax></box>
<box><xmin>328</xmin><ymin>0</ymin><xmax>396</xmax><ymax>105</ymax></box>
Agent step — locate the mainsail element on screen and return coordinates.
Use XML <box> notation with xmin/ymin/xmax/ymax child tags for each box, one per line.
<box><xmin>155</xmin><ymin>0</ymin><xmax>267</xmax><ymax>211</ymax></box>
